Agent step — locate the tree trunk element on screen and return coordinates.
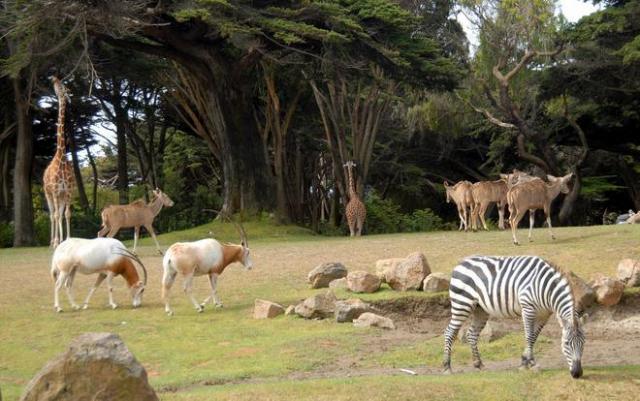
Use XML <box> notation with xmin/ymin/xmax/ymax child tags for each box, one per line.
<box><xmin>85</xmin><ymin>145</ymin><xmax>99</xmax><ymax>213</ymax></box>
<box><xmin>115</xmin><ymin>111</ymin><xmax>129</xmax><ymax>204</ymax></box>
<box><xmin>12</xmin><ymin>77</ymin><xmax>34</xmax><ymax>246</ymax></box>
<box><xmin>558</xmin><ymin>170</ymin><xmax>581</xmax><ymax>225</ymax></box>
<box><xmin>69</xmin><ymin>131</ymin><xmax>89</xmax><ymax>212</ymax></box>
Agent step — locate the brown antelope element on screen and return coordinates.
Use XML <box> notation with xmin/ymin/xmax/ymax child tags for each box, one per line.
<box><xmin>50</xmin><ymin>237</ymin><xmax>147</xmax><ymax>312</ymax></box>
<box><xmin>500</xmin><ymin>169</ymin><xmax>538</xmax><ymax>189</ymax></box>
<box><xmin>161</xmin><ymin>216</ymin><xmax>252</xmax><ymax>315</ymax></box>
<box><xmin>470</xmin><ymin>180</ymin><xmax>509</xmax><ymax>230</ymax></box>
<box><xmin>98</xmin><ymin>188</ymin><xmax>174</xmax><ymax>254</ymax></box>
<box><xmin>444</xmin><ymin>181</ymin><xmax>474</xmax><ymax>231</ymax></box>
<box><xmin>507</xmin><ymin>173</ymin><xmax>573</xmax><ymax>245</ymax></box>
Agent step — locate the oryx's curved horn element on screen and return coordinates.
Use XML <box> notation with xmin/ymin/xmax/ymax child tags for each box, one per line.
<box><xmin>202</xmin><ymin>209</ymin><xmax>248</xmax><ymax>247</ymax></box>
<box><xmin>114</xmin><ymin>248</ymin><xmax>148</xmax><ymax>286</ymax></box>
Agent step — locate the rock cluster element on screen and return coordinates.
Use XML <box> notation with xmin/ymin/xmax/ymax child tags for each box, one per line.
<box><xmin>617</xmin><ymin>259</ymin><xmax>640</xmax><ymax>287</ymax></box>
<box><xmin>307</xmin><ymin>262</ymin><xmax>348</xmax><ymax>289</ymax></box>
<box><xmin>253</xmin><ymin>299</ymin><xmax>285</xmax><ymax>319</ymax></box>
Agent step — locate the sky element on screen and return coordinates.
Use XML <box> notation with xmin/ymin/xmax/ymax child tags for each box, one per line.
<box><xmin>458</xmin><ymin>0</ymin><xmax>601</xmax><ymax>51</ymax></box>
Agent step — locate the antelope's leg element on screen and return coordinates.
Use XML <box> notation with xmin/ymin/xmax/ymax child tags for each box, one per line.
<box><xmin>106</xmin><ymin>225</ymin><xmax>120</xmax><ymax>238</ymax></box>
<box><xmin>544</xmin><ymin>205</ymin><xmax>556</xmax><ymax>240</ymax></box>
<box><xmin>511</xmin><ymin>209</ymin><xmax>526</xmax><ymax>245</ymax></box>
<box><xmin>183</xmin><ymin>273</ymin><xmax>202</xmax><ymax>312</ymax></box>
<box><xmin>133</xmin><ymin>226</ymin><xmax>140</xmax><ymax>253</ymax></box>
<box><xmin>83</xmin><ymin>273</ymin><xmax>107</xmax><ymax>309</ymax></box>
<box><xmin>106</xmin><ymin>272</ymin><xmax>118</xmax><ymax>309</ymax></box>
<box><xmin>202</xmin><ymin>273</ymin><xmax>222</xmax><ymax>308</ymax></box>
<box><xmin>162</xmin><ymin>268</ymin><xmax>177</xmax><ymax>315</ymax></box>
<box><xmin>497</xmin><ymin>203</ymin><xmax>505</xmax><ymax>230</ymax></box>
<box><xmin>54</xmin><ymin>270</ymin><xmax>66</xmax><ymax>312</ymax></box>
<box><xmin>528</xmin><ymin>209</ymin><xmax>535</xmax><ymax>242</ymax></box>
<box><xmin>64</xmin><ymin>269</ymin><xmax>80</xmax><ymax>310</ymax></box>
<box><xmin>480</xmin><ymin>203</ymin><xmax>489</xmax><ymax>230</ymax></box>
<box><xmin>144</xmin><ymin>224</ymin><xmax>163</xmax><ymax>254</ymax></box>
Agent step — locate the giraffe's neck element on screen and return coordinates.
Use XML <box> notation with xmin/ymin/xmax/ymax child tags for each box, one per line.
<box><xmin>55</xmin><ymin>92</ymin><xmax>67</xmax><ymax>157</ymax></box>
<box><xmin>347</xmin><ymin>165</ymin><xmax>357</xmax><ymax>200</ymax></box>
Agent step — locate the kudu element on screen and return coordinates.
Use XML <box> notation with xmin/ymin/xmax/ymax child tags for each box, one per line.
<box><xmin>444</xmin><ymin>180</ymin><xmax>474</xmax><ymax>231</ymax></box>
<box><xmin>507</xmin><ymin>173</ymin><xmax>573</xmax><ymax>245</ymax></box>
<box><xmin>97</xmin><ymin>188</ymin><xmax>174</xmax><ymax>254</ymax></box>
<box><xmin>470</xmin><ymin>180</ymin><xmax>509</xmax><ymax>231</ymax></box>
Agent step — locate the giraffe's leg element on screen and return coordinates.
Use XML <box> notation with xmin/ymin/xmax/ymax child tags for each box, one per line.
<box><xmin>144</xmin><ymin>224</ymin><xmax>163</xmax><ymax>255</ymax></box>
<box><xmin>467</xmin><ymin>309</ymin><xmax>489</xmax><ymax>369</ymax></box>
<box><xmin>45</xmin><ymin>192</ymin><xmax>56</xmax><ymax>248</ymax></box>
<box><xmin>443</xmin><ymin>299</ymin><xmax>475</xmax><ymax>374</ymax></box>
<box><xmin>348</xmin><ymin>216</ymin><xmax>356</xmax><ymax>237</ymax></box>
<box><xmin>51</xmin><ymin>196</ymin><xmax>61</xmax><ymax>248</ymax></box>
<box><xmin>83</xmin><ymin>273</ymin><xmax>107</xmax><ymax>309</ymax></box>
<box><xmin>162</xmin><ymin>267</ymin><xmax>178</xmax><ymax>316</ymax></box>
<box><xmin>356</xmin><ymin>213</ymin><xmax>364</xmax><ymax>236</ymax></box>
<box><xmin>64</xmin><ymin>201</ymin><xmax>72</xmax><ymax>240</ymax></box>
<box><xmin>56</xmin><ymin>201</ymin><xmax>65</xmax><ymax>248</ymax></box>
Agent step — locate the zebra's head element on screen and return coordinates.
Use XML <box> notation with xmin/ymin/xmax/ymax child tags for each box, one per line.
<box><xmin>561</xmin><ymin>315</ymin><xmax>586</xmax><ymax>379</ymax></box>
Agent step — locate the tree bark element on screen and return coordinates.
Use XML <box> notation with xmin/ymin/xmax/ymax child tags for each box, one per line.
<box><xmin>12</xmin><ymin>76</ymin><xmax>35</xmax><ymax>246</ymax></box>
<box><xmin>69</xmin><ymin>130</ymin><xmax>89</xmax><ymax>212</ymax></box>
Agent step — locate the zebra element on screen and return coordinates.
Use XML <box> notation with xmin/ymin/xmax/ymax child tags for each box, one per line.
<box><xmin>443</xmin><ymin>255</ymin><xmax>585</xmax><ymax>378</ymax></box>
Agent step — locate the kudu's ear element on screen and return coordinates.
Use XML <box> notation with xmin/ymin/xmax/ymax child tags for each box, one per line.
<box><xmin>443</xmin><ymin>180</ymin><xmax>450</xmax><ymax>187</ymax></box>
<box><xmin>547</xmin><ymin>174</ymin><xmax>557</xmax><ymax>182</ymax></box>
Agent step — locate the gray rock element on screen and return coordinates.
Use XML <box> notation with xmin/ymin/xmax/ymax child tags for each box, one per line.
<box><xmin>387</xmin><ymin>252</ymin><xmax>431</xmax><ymax>291</ymax></box>
<box><xmin>353</xmin><ymin>312</ymin><xmax>396</xmax><ymax>330</ymax></box>
<box><xmin>285</xmin><ymin>305</ymin><xmax>296</xmax><ymax>315</ymax></box>
<box><xmin>617</xmin><ymin>259</ymin><xmax>640</xmax><ymax>287</ymax></box>
<box><xmin>347</xmin><ymin>271</ymin><xmax>381</xmax><ymax>293</ymax></box>
<box><xmin>568</xmin><ymin>272</ymin><xmax>596</xmax><ymax>311</ymax></box>
<box><xmin>335</xmin><ymin>299</ymin><xmax>371</xmax><ymax>323</ymax></box>
<box><xmin>422</xmin><ymin>272</ymin><xmax>450</xmax><ymax>293</ymax></box>
<box><xmin>307</xmin><ymin>262</ymin><xmax>348</xmax><ymax>289</ymax></box>
<box><xmin>590</xmin><ymin>275</ymin><xmax>625</xmax><ymax>307</ymax></box>
<box><xmin>375</xmin><ymin>258</ymin><xmax>405</xmax><ymax>283</ymax></box>
<box><xmin>20</xmin><ymin>332</ymin><xmax>158</xmax><ymax>401</ymax></box>
<box><xmin>253</xmin><ymin>299</ymin><xmax>285</xmax><ymax>319</ymax></box>
<box><xmin>329</xmin><ymin>277</ymin><xmax>348</xmax><ymax>290</ymax></box>
<box><xmin>294</xmin><ymin>290</ymin><xmax>337</xmax><ymax>319</ymax></box>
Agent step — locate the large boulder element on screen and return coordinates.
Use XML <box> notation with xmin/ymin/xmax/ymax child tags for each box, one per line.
<box><xmin>386</xmin><ymin>252</ymin><xmax>431</xmax><ymax>291</ymax></box>
<box><xmin>590</xmin><ymin>275</ymin><xmax>625</xmax><ymax>307</ymax></box>
<box><xmin>307</xmin><ymin>262</ymin><xmax>348</xmax><ymax>289</ymax></box>
<box><xmin>253</xmin><ymin>299</ymin><xmax>285</xmax><ymax>319</ymax></box>
<box><xmin>19</xmin><ymin>332</ymin><xmax>158</xmax><ymax>401</ymax></box>
<box><xmin>347</xmin><ymin>271</ymin><xmax>381</xmax><ymax>293</ymax></box>
<box><xmin>353</xmin><ymin>312</ymin><xmax>396</xmax><ymax>330</ymax></box>
<box><xmin>422</xmin><ymin>272</ymin><xmax>450</xmax><ymax>293</ymax></box>
<box><xmin>617</xmin><ymin>259</ymin><xmax>640</xmax><ymax>287</ymax></box>
<box><xmin>294</xmin><ymin>290</ymin><xmax>337</xmax><ymax>319</ymax></box>
<box><xmin>567</xmin><ymin>272</ymin><xmax>596</xmax><ymax>311</ymax></box>
<box><xmin>375</xmin><ymin>258</ymin><xmax>405</xmax><ymax>282</ymax></box>
<box><xmin>329</xmin><ymin>277</ymin><xmax>348</xmax><ymax>290</ymax></box>
<box><xmin>335</xmin><ymin>299</ymin><xmax>371</xmax><ymax>323</ymax></box>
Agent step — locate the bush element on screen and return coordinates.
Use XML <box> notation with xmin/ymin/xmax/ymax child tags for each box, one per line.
<box><xmin>0</xmin><ymin>222</ymin><xmax>13</xmax><ymax>248</ymax></box>
<box><xmin>365</xmin><ymin>191</ymin><xmax>444</xmax><ymax>234</ymax></box>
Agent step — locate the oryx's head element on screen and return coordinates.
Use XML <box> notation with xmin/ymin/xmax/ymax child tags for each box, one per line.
<box><xmin>547</xmin><ymin>173</ymin><xmax>574</xmax><ymax>195</ymax></box>
<box><xmin>122</xmin><ymin>251</ymin><xmax>147</xmax><ymax>308</ymax></box>
<box><xmin>153</xmin><ymin>188</ymin><xmax>175</xmax><ymax>207</ymax></box>
<box><xmin>560</xmin><ymin>314</ymin><xmax>586</xmax><ymax>379</ymax></box>
<box><xmin>225</xmin><ymin>213</ymin><xmax>253</xmax><ymax>271</ymax></box>
<box><xmin>130</xmin><ymin>281</ymin><xmax>145</xmax><ymax>308</ymax></box>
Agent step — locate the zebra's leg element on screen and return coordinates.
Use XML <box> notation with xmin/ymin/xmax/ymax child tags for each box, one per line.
<box><xmin>519</xmin><ymin>305</ymin><xmax>545</xmax><ymax>369</ymax></box>
<box><xmin>467</xmin><ymin>308</ymin><xmax>489</xmax><ymax>369</ymax></box>
<box><xmin>525</xmin><ymin>313</ymin><xmax>551</xmax><ymax>370</ymax></box>
<box><xmin>443</xmin><ymin>301</ymin><xmax>474</xmax><ymax>374</ymax></box>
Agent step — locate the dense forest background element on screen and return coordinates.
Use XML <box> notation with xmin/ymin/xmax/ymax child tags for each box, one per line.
<box><xmin>0</xmin><ymin>0</ymin><xmax>638</xmax><ymax>247</ymax></box>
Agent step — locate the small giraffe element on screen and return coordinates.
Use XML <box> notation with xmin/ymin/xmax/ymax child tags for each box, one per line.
<box><xmin>43</xmin><ymin>77</ymin><xmax>75</xmax><ymax>248</ymax></box>
<box><xmin>344</xmin><ymin>160</ymin><xmax>366</xmax><ymax>237</ymax></box>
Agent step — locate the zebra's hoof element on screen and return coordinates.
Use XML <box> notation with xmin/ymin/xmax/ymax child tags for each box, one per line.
<box><xmin>473</xmin><ymin>362</ymin><xmax>484</xmax><ymax>370</ymax></box>
<box><xmin>200</xmin><ymin>302</ymin><xmax>207</xmax><ymax>309</ymax></box>
<box><xmin>196</xmin><ymin>306</ymin><xmax>204</xmax><ymax>313</ymax></box>
<box><xmin>518</xmin><ymin>364</ymin><xmax>529</xmax><ymax>371</ymax></box>
<box><xmin>166</xmin><ymin>310</ymin><xmax>174</xmax><ymax>316</ymax></box>
<box><xmin>442</xmin><ymin>368</ymin><xmax>452</xmax><ymax>375</ymax></box>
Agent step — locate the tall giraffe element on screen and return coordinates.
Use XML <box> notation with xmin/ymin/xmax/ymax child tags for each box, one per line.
<box><xmin>43</xmin><ymin>77</ymin><xmax>75</xmax><ymax>248</ymax></box>
<box><xmin>343</xmin><ymin>161</ymin><xmax>366</xmax><ymax>236</ymax></box>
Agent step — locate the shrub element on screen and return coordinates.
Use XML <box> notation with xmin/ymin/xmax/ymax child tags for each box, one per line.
<box><xmin>0</xmin><ymin>222</ymin><xmax>13</xmax><ymax>248</ymax></box>
<box><xmin>365</xmin><ymin>191</ymin><xmax>444</xmax><ymax>234</ymax></box>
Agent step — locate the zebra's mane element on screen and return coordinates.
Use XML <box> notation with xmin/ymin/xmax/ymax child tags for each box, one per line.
<box><xmin>545</xmin><ymin>259</ymin><xmax>583</xmax><ymax>314</ymax></box>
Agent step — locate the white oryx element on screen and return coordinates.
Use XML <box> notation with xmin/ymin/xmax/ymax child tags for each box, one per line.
<box><xmin>161</xmin><ymin>216</ymin><xmax>253</xmax><ymax>315</ymax></box>
<box><xmin>50</xmin><ymin>237</ymin><xmax>147</xmax><ymax>312</ymax></box>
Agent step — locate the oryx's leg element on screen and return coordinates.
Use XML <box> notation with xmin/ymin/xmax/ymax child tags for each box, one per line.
<box><xmin>544</xmin><ymin>205</ymin><xmax>555</xmax><ymax>240</ymax></box>
<box><xmin>201</xmin><ymin>273</ymin><xmax>222</xmax><ymax>308</ymax></box>
<box><xmin>63</xmin><ymin>269</ymin><xmax>80</xmax><ymax>310</ymax></box>
<box><xmin>82</xmin><ymin>273</ymin><xmax>107</xmax><ymax>309</ymax></box>
<box><xmin>528</xmin><ymin>209</ymin><xmax>536</xmax><ymax>242</ymax></box>
<box><xmin>64</xmin><ymin>201</ymin><xmax>71</xmax><ymax>240</ymax></box>
<box><xmin>53</xmin><ymin>269</ymin><xmax>67</xmax><ymax>313</ymax></box>
<box><xmin>132</xmin><ymin>226</ymin><xmax>140</xmax><ymax>253</ymax></box>
<box><xmin>162</xmin><ymin>266</ymin><xmax>178</xmax><ymax>316</ymax></box>
<box><xmin>182</xmin><ymin>273</ymin><xmax>202</xmax><ymax>313</ymax></box>
<box><xmin>467</xmin><ymin>308</ymin><xmax>489</xmax><ymax>369</ymax></box>
<box><xmin>106</xmin><ymin>272</ymin><xmax>118</xmax><ymax>309</ymax></box>
<box><xmin>144</xmin><ymin>224</ymin><xmax>163</xmax><ymax>255</ymax></box>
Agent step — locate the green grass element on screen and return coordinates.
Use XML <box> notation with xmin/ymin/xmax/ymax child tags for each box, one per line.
<box><xmin>1</xmin><ymin>223</ymin><xmax>639</xmax><ymax>400</ymax></box>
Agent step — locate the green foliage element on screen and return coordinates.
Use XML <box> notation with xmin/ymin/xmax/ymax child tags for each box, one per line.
<box><xmin>0</xmin><ymin>222</ymin><xmax>13</xmax><ymax>248</ymax></box>
<box><xmin>365</xmin><ymin>191</ymin><xmax>443</xmax><ymax>234</ymax></box>
<box><xmin>580</xmin><ymin>176</ymin><xmax>626</xmax><ymax>201</ymax></box>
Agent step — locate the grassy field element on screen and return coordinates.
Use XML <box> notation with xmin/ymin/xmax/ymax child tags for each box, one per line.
<box><xmin>0</xmin><ymin>222</ymin><xmax>639</xmax><ymax>400</ymax></box>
